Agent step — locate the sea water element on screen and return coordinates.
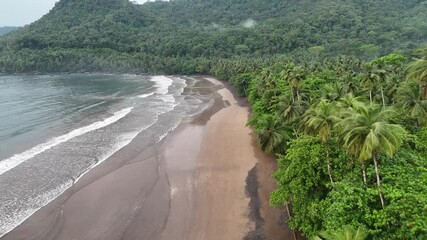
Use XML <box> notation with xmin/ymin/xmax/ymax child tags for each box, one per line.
<box><xmin>0</xmin><ymin>74</ymin><xmax>211</xmax><ymax>237</ymax></box>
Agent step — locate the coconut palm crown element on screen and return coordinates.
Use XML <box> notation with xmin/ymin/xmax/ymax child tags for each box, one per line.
<box><xmin>341</xmin><ymin>104</ymin><xmax>406</xmax><ymax>162</ymax></box>
<box><xmin>396</xmin><ymin>80</ymin><xmax>427</xmax><ymax>127</ymax></box>
<box><xmin>340</xmin><ymin>103</ymin><xmax>406</xmax><ymax>207</ymax></box>
<box><xmin>407</xmin><ymin>47</ymin><xmax>427</xmax><ymax>98</ymax></box>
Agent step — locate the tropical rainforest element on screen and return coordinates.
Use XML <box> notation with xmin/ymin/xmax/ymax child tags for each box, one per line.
<box><xmin>0</xmin><ymin>0</ymin><xmax>426</xmax><ymax>239</ymax></box>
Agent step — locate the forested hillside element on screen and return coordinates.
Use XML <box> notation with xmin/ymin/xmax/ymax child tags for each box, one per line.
<box><xmin>0</xmin><ymin>27</ymin><xmax>19</xmax><ymax>36</ymax></box>
<box><xmin>0</xmin><ymin>0</ymin><xmax>426</xmax><ymax>73</ymax></box>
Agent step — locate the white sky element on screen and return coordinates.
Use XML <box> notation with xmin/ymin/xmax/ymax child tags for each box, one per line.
<box><xmin>0</xmin><ymin>0</ymin><xmax>150</xmax><ymax>27</ymax></box>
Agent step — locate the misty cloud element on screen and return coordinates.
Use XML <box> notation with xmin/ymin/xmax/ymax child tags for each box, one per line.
<box><xmin>242</xmin><ymin>18</ymin><xmax>256</xmax><ymax>28</ymax></box>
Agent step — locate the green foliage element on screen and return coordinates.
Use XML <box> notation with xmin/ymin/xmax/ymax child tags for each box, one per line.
<box><xmin>320</xmin><ymin>163</ymin><xmax>427</xmax><ymax>239</ymax></box>
<box><xmin>0</xmin><ymin>27</ymin><xmax>19</xmax><ymax>36</ymax></box>
<box><xmin>229</xmin><ymin>73</ymin><xmax>254</xmax><ymax>96</ymax></box>
<box><xmin>322</xmin><ymin>181</ymin><xmax>372</xmax><ymax>232</ymax></box>
<box><xmin>303</xmin><ymin>100</ymin><xmax>339</xmax><ymax>143</ymax></box>
<box><xmin>315</xmin><ymin>225</ymin><xmax>369</xmax><ymax>240</ymax></box>
<box><xmin>412</xmin><ymin>128</ymin><xmax>427</xmax><ymax>165</ymax></box>
<box><xmin>359</xmin><ymin>44</ymin><xmax>379</xmax><ymax>59</ymax></box>
<box><xmin>308</xmin><ymin>46</ymin><xmax>326</xmax><ymax>56</ymax></box>
<box><xmin>368</xmin><ymin>163</ymin><xmax>427</xmax><ymax>239</ymax></box>
<box><xmin>246</xmin><ymin>51</ymin><xmax>427</xmax><ymax>238</ymax></box>
<box><xmin>341</xmin><ymin>104</ymin><xmax>407</xmax><ymax>162</ymax></box>
<box><xmin>271</xmin><ymin>136</ymin><xmax>330</xmax><ymax>236</ymax></box>
<box><xmin>1</xmin><ymin>0</ymin><xmax>427</xmax><ymax>73</ymax></box>
<box><xmin>396</xmin><ymin>80</ymin><xmax>427</xmax><ymax>126</ymax></box>
<box><xmin>253</xmin><ymin>114</ymin><xmax>289</xmax><ymax>154</ymax></box>
<box><xmin>407</xmin><ymin>46</ymin><xmax>427</xmax><ymax>84</ymax></box>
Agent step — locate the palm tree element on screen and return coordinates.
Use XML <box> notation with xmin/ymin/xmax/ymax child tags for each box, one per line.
<box><xmin>256</xmin><ymin>114</ymin><xmax>289</xmax><ymax>154</ymax></box>
<box><xmin>340</xmin><ymin>104</ymin><xmax>406</xmax><ymax>208</ymax></box>
<box><xmin>289</xmin><ymin>66</ymin><xmax>306</xmax><ymax>101</ymax></box>
<box><xmin>406</xmin><ymin>47</ymin><xmax>427</xmax><ymax>99</ymax></box>
<box><xmin>337</xmin><ymin>94</ymin><xmax>363</xmax><ymax>110</ymax></box>
<box><xmin>359</xmin><ymin>64</ymin><xmax>378</xmax><ymax>104</ymax></box>
<box><xmin>276</xmin><ymin>94</ymin><xmax>309</xmax><ymax>124</ymax></box>
<box><xmin>314</xmin><ymin>225</ymin><xmax>368</xmax><ymax>240</ymax></box>
<box><xmin>396</xmin><ymin>80</ymin><xmax>427</xmax><ymax>127</ymax></box>
<box><xmin>384</xmin><ymin>73</ymin><xmax>401</xmax><ymax>105</ymax></box>
<box><xmin>280</xmin><ymin>62</ymin><xmax>296</xmax><ymax>101</ymax></box>
<box><xmin>373</xmin><ymin>63</ymin><xmax>389</xmax><ymax>108</ymax></box>
<box><xmin>364</xmin><ymin>61</ymin><xmax>390</xmax><ymax>107</ymax></box>
<box><xmin>303</xmin><ymin>100</ymin><xmax>340</xmax><ymax>185</ymax></box>
<box><xmin>340</xmin><ymin>72</ymin><xmax>360</xmax><ymax>95</ymax></box>
<box><xmin>321</xmin><ymin>83</ymin><xmax>345</xmax><ymax>102</ymax></box>
<box><xmin>257</xmin><ymin>68</ymin><xmax>274</xmax><ymax>96</ymax></box>
<box><xmin>281</xmin><ymin>63</ymin><xmax>306</xmax><ymax>102</ymax></box>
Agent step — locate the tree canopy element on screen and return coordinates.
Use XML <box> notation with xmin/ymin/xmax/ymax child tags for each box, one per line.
<box><xmin>0</xmin><ymin>0</ymin><xmax>427</xmax><ymax>73</ymax></box>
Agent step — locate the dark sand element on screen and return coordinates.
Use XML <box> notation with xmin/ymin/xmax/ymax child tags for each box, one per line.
<box><xmin>2</xmin><ymin>76</ymin><xmax>293</xmax><ymax>240</ymax></box>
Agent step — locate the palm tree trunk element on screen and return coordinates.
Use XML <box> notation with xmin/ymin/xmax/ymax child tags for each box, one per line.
<box><xmin>380</xmin><ymin>87</ymin><xmax>386</xmax><ymax>108</ymax></box>
<box><xmin>291</xmin><ymin>87</ymin><xmax>295</xmax><ymax>103</ymax></box>
<box><xmin>373</xmin><ymin>155</ymin><xmax>385</xmax><ymax>208</ymax></box>
<box><xmin>327</xmin><ymin>160</ymin><xmax>334</xmax><ymax>186</ymax></box>
<box><xmin>361</xmin><ymin>162</ymin><xmax>367</xmax><ymax>186</ymax></box>
<box><xmin>369</xmin><ymin>90</ymin><xmax>373</xmax><ymax>104</ymax></box>
<box><xmin>423</xmin><ymin>83</ymin><xmax>427</xmax><ymax>99</ymax></box>
<box><xmin>326</xmin><ymin>145</ymin><xmax>334</xmax><ymax>186</ymax></box>
<box><xmin>285</xmin><ymin>204</ymin><xmax>297</xmax><ymax>240</ymax></box>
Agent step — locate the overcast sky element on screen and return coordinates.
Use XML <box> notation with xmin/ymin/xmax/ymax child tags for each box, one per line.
<box><xmin>0</xmin><ymin>0</ymin><xmax>149</xmax><ymax>27</ymax></box>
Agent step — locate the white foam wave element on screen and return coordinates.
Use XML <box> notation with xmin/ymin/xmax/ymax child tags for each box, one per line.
<box><xmin>0</xmin><ymin>180</ymin><xmax>72</xmax><ymax>238</ymax></box>
<box><xmin>150</xmin><ymin>76</ymin><xmax>173</xmax><ymax>95</ymax></box>
<box><xmin>78</xmin><ymin>101</ymin><xmax>107</xmax><ymax>113</ymax></box>
<box><xmin>137</xmin><ymin>92</ymin><xmax>154</xmax><ymax>98</ymax></box>
<box><xmin>175</xmin><ymin>77</ymin><xmax>187</xmax><ymax>96</ymax></box>
<box><xmin>189</xmin><ymin>98</ymin><xmax>214</xmax><ymax>117</ymax></box>
<box><xmin>158</xmin><ymin>94</ymin><xmax>176</xmax><ymax>103</ymax></box>
<box><xmin>73</xmin><ymin>132</ymin><xmax>138</xmax><ymax>184</ymax></box>
<box><xmin>73</xmin><ymin>117</ymin><xmax>157</xmax><ymax>184</ymax></box>
<box><xmin>0</xmin><ymin>116</ymin><xmax>157</xmax><ymax>238</ymax></box>
<box><xmin>0</xmin><ymin>107</ymin><xmax>134</xmax><ymax>176</ymax></box>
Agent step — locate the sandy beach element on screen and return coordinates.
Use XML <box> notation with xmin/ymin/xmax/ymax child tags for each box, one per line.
<box><xmin>2</xmin><ymin>76</ymin><xmax>292</xmax><ymax>240</ymax></box>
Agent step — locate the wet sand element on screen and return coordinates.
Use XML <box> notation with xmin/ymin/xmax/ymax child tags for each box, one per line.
<box><xmin>2</xmin><ymin>76</ymin><xmax>292</xmax><ymax>240</ymax></box>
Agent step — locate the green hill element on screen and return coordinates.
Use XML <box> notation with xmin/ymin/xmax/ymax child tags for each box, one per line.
<box><xmin>0</xmin><ymin>0</ymin><xmax>426</xmax><ymax>73</ymax></box>
<box><xmin>5</xmin><ymin>0</ymin><xmax>145</xmax><ymax>51</ymax></box>
<box><xmin>0</xmin><ymin>27</ymin><xmax>19</xmax><ymax>36</ymax></box>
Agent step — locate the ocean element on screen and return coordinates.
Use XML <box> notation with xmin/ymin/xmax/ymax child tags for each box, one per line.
<box><xmin>0</xmin><ymin>74</ymin><xmax>212</xmax><ymax>237</ymax></box>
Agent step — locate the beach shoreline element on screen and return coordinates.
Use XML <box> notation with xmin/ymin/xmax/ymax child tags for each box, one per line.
<box><xmin>2</xmin><ymin>76</ymin><xmax>292</xmax><ymax>240</ymax></box>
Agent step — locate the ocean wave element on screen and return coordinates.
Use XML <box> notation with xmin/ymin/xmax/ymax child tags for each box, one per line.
<box><xmin>0</xmin><ymin>180</ymin><xmax>73</xmax><ymax>238</ymax></box>
<box><xmin>150</xmin><ymin>76</ymin><xmax>173</xmax><ymax>95</ymax></box>
<box><xmin>0</xmin><ymin>107</ymin><xmax>134</xmax><ymax>176</ymax></box>
<box><xmin>156</xmin><ymin>111</ymin><xmax>185</xmax><ymax>143</ymax></box>
<box><xmin>157</xmin><ymin>94</ymin><xmax>176</xmax><ymax>103</ymax></box>
<box><xmin>0</xmin><ymin>113</ymin><xmax>158</xmax><ymax>238</ymax></box>
<box><xmin>73</xmin><ymin>113</ymin><xmax>159</xmax><ymax>184</ymax></box>
<box><xmin>137</xmin><ymin>92</ymin><xmax>154</xmax><ymax>98</ymax></box>
<box><xmin>0</xmin><ymin>75</ymin><xmax>211</xmax><ymax>238</ymax></box>
<box><xmin>75</xmin><ymin>101</ymin><xmax>107</xmax><ymax>113</ymax></box>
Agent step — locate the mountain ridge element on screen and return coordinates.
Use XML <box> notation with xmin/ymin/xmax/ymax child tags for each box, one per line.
<box><xmin>0</xmin><ymin>27</ymin><xmax>19</xmax><ymax>36</ymax></box>
<box><xmin>0</xmin><ymin>0</ymin><xmax>426</xmax><ymax>73</ymax></box>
